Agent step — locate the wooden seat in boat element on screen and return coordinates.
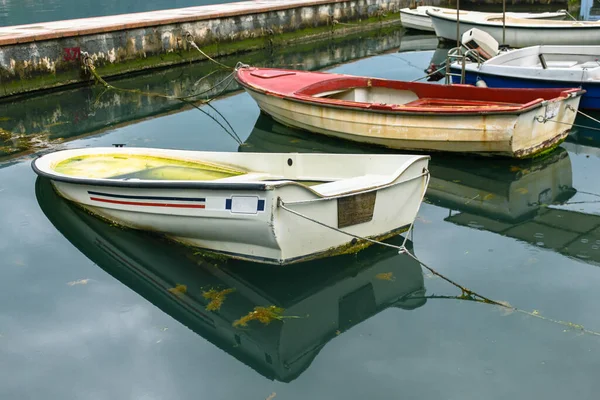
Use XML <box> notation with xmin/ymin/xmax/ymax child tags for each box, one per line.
<box><xmin>403</xmin><ymin>98</ymin><xmax>520</xmax><ymax>108</ymax></box>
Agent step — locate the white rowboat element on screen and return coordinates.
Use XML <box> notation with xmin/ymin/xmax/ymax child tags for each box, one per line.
<box><xmin>32</xmin><ymin>147</ymin><xmax>430</xmax><ymax>265</ymax></box>
<box><xmin>400</xmin><ymin>6</ymin><xmax>566</xmax><ymax>32</ymax></box>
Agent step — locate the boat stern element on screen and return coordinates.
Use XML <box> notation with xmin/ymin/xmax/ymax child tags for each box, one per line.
<box><xmin>270</xmin><ymin>155</ymin><xmax>430</xmax><ymax>264</ymax></box>
<box><xmin>512</xmin><ymin>89</ymin><xmax>583</xmax><ymax>158</ymax></box>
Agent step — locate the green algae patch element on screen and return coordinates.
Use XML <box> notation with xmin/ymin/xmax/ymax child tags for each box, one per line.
<box><xmin>297</xmin><ymin>225</ymin><xmax>410</xmax><ymax>264</ymax></box>
<box><xmin>54</xmin><ymin>154</ymin><xmax>247</xmax><ymax>180</ymax></box>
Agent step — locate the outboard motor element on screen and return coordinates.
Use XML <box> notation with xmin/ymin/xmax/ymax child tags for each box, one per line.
<box><xmin>461</xmin><ymin>28</ymin><xmax>500</xmax><ymax>60</ymax></box>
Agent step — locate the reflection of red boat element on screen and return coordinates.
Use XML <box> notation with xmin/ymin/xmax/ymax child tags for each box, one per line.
<box><xmin>235</xmin><ymin>66</ymin><xmax>584</xmax><ymax>158</ymax></box>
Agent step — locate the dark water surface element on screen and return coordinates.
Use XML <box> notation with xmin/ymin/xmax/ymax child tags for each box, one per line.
<box><xmin>2</xmin><ymin>30</ymin><xmax>600</xmax><ymax>399</ymax></box>
<box><xmin>0</xmin><ymin>0</ymin><xmax>240</xmax><ymax>26</ymax></box>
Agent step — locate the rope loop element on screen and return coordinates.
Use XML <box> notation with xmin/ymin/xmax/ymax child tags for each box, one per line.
<box><xmin>185</xmin><ymin>31</ymin><xmax>194</xmax><ymax>44</ymax></box>
<box><xmin>77</xmin><ymin>47</ymin><xmax>242</xmax><ymax>144</ymax></box>
<box><xmin>81</xmin><ymin>51</ymin><xmax>94</xmax><ymax>71</ymax></box>
<box><xmin>234</xmin><ymin>61</ymin><xmax>250</xmax><ymax>71</ymax></box>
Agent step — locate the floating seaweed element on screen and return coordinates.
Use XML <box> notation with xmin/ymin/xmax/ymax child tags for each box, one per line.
<box><xmin>203</xmin><ymin>287</ymin><xmax>236</xmax><ymax>311</ymax></box>
<box><xmin>168</xmin><ymin>283</ymin><xmax>187</xmax><ymax>297</ymax></box>
<box><xmin>233</xmin><ymin>306</ymin><xmax>302</xmax><ymax>328</ymax></box>
<box><xmin>375</xmin><ymin>272</ymin><xmax>395</xmax><ymax>281</ymax></box>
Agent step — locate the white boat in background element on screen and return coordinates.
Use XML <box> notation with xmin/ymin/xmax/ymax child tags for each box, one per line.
<box><xmin>32</xmin><ymin>147</ymin><xmax>430</xmax><ymax>265</ymax></box>
<box><xmin>400</xmin><ymin>6</ymin><xmax>566</xmax><ymax>32</ymax></box>
<box><xmin>428</xmin><ymin>8</ymin><xmax>600</xmax><ymax>47</ymax></box>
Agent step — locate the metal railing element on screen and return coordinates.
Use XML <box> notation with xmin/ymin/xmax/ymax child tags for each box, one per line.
<box><xmin>444</xmin><ymin>47</ymin><xmax>485</xmax><ymax>85</ymax></box>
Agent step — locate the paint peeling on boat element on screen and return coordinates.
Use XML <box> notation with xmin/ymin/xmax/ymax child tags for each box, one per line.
<box><xmin>514</xmin><ymin>130</ymin><xmax>569</xmax><ymax>159</ymax></box>
<box><xmin>301</xmin><ymin>225</ymin><xmax>410</xmax><ymax>262</ymax></box>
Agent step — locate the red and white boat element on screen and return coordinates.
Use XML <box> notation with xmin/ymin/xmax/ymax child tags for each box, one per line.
<box><xmin>235</xmin><ymin>66</ymin><xmax>584</xmax><ymax>158</ymax></box>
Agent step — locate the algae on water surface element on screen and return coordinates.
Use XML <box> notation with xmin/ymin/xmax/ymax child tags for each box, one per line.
<box><xmin>54</xmin><ymin>154</ymin><xmax>247</xmax><ymax>180</ymax></box>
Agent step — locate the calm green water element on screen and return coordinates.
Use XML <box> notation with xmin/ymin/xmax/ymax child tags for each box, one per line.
<box><xmin>2</xmin><ymin>30</ymin><xmax>600</xmax><ymax>399</ymax></box>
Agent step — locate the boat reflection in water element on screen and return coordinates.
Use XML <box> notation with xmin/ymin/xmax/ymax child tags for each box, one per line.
<box><xmin>242</xmin><ymin>114</ymin><xmax>600</xmax><ymax>266</ymax></box>
<box><xmin>397</xmin><ymin>33</ymin><xmax>449</xmax><ymax>70</ymax></box>
<box><xmin>36</xmin><ymin>177</ymin><xmax>426</xmax><ymax>382</ymax></box>
<box><xmin>398</xmin><ymin>33</ymin><xmax>439</xmax><ymax>53</ymax></box>
<box><xmin>427</xmin><ymin>149</ymin><xmax>600</xmax><ymax>265</ymax></box>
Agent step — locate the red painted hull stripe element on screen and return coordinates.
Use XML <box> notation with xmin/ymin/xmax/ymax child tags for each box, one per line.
<box><xmin>90</xmin><ymin>197</ymin><xmax>205</xmax><ymax>208</ymax></box>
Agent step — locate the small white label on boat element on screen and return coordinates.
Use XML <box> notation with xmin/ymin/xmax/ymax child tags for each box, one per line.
<box><xmin>230</xmin><ymin>196</ymin><xmax>260</xmax><ymax>214</ymax></box>
<box><xmin>545</xmin><ymin>102</ymin><xmax>560</xmax><ymax>120</ymax></box>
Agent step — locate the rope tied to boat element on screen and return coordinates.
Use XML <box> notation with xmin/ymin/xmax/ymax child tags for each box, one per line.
<box><xmin>185</xmin><ymin>32</ymin><xmax>234</xmax><ymax>70</ymax></box>
<box><xmin>277</xmin><ymin>170</ymin><xmax>600</xmax><ymax>337</ymax></box>
<box><xmin>79</xmin><ymin>51</ymin><xmax>243</xmax><ymax>145</ymax></box>
<box><xmin>276</xmin><ymin>168</ymin><xmax>489</xmax><ymax>301</ymax></box>
<box><xmin>571</xmin><ymin>106</ymin><xmax>600</xmax><ymax>126</ymax></box>
<box><xmin>533</xmin><ymin>104</ymin><xmax>600</xmax><ymax>133</ymax></box>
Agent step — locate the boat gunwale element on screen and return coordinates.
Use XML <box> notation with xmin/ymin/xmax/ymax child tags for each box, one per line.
<box><xmin>237</xmin><ymin>76</ymin><xmax>584</xmax><ymax>116</ymax></box>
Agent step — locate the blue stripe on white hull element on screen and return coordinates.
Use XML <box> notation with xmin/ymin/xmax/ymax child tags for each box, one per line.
<box><xmin>450</xmin><ymin>68</ymin><xmax>600</xmax><ymax>110</ymax></box>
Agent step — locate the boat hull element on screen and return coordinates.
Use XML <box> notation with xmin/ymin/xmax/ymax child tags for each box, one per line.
<box><xmin>430</xmin><ymin>14</ymin><xmax>600</xmax><ymax>47</ymax></box>
<box><xmin>400</xmin><ymin>9</ymin><xmax>435</xmax><ymax>32</ymax></box>
<box><xmin>244</xmin><ymin>87</ymin><xmax>580</xmax><ymax>158</ymax></box>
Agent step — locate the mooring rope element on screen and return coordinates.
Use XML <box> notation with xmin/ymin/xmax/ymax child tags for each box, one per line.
<box><xmin>574</xmin><ymin>108</ymin><xmax>600</xmax><ymax>126</ymax></box>
<box><xmin>277</xmin><ymin>175</ymin><xmax>600</xmax><ymax>336</ymax></box>
<box><xmin>80</xmin><ymin>53</ymin><xmax>243</xmax><ymax>145</ymax></box>
<box><xmin>535</xmin><ymin>117</ymin><xmax>600</xmax><ymax>133</ymax></box>
<box><xmin>185</xmin><ymin>32</ymin><xmax>234</xmax><ymax>70</ymax></box>
<box><xmin>411</xmin><ymin>294</ymin><xmax>600</xmax><ymax>336</ymax></box>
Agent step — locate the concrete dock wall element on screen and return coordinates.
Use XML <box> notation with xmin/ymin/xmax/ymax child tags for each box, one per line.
<box><xmin>0</xmin><ymin>0</ymin><xmax>429</xmax><ymax>99</ymax></box>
